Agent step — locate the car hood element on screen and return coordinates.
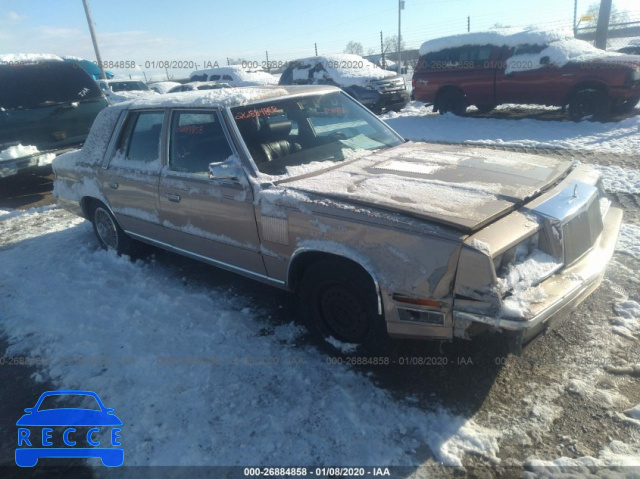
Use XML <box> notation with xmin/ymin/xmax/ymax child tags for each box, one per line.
<box><xmin>277</xmin><ymin>142</ymin><xmax>575</xmax><ymax>233</ymax></box>
<box><xmin>581</xmin><ymin>54</ymin><xmax>640</xmax><ymax>67</ymax></box>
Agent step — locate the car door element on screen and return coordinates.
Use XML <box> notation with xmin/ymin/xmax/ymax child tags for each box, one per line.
<box><xmin>157</xmin><ymin>109</ymin><xmax>266</xmax><ymax>276</ymax></box>
<box><xmin>101</xmin><ymin>109</ymin><xmax>166</xmax><ymax>238</ymax></box>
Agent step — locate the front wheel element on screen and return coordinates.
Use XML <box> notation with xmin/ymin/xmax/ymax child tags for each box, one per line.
<box><xmin>437</xmin><ymin>90</ymin><xmax>467</xmax><ymax>116</ymax></box>
<box><xmin>299</xmin><ymin>260</ymin><xmax>387</xmax><ymax>353</ymax></box>
<box><xmin>568</xmin><ymin>89</ymin><xmax>609</xmax><ymax>122</ymax></box>
<box><xmin>90</xmin><ymin>202</ymin><xmax>136</xmax><ymax>256</ymax></box>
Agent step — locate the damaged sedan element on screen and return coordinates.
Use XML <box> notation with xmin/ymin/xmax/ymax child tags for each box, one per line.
<box><xmin>52</xmin><ymin>85</ymin><xmax>622</xmax><ymax>352</ymax></box>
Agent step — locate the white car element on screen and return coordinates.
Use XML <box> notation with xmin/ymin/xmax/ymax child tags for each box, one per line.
<box><xmin>188</xmin><ymin>65</ymin><xmax>278</xmax><ymax>86</ymax></box>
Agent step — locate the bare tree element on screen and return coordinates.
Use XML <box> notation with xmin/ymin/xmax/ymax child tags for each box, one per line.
<box><xmin>384</xmin><ymin>35</ymin><xmax>406</xmax><ymax>53</ymax></box>
<box><xmin>344</xmin><ymin>41</ymin><xmax>364</xmax><ymax>56</ymax></box>
<box><xmin>585</xmin><ymin>2</ymin><xmax>630</xmax><ymax>26</ymax></box>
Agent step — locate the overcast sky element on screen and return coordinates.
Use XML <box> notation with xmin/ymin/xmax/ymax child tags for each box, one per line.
<box><xmin>1</xmin><ymin>0</ymin><xmax>638</xmax><ymax>81</ymax></box>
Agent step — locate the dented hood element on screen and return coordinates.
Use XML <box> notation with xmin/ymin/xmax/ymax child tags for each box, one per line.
<box><xmin>278</xmin><ymin>142</ymin><xmax>574</xmax><ymax>233</ymax></box>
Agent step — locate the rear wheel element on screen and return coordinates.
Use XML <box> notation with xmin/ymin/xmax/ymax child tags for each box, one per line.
<box><xmin>437</xmin><ymin>89</ymin><xmax>467</xmax><ymax>116</ymax></box>
<box><xmin>299</xmin><ymin>259</ymin><xmax>387</xmax><ymax>353</ymax></box>
<box><xmin>568</xmin><ymin>89</ymin><xmax>609</xmax><ymax>122</ymax></box>
<box><xmin>612</xmin><ymin>97</ymin><xmax>639</xmax><ymax>115</ymax></box>
<box><xmin>90</xmin><ymin>202</ymin><xmax>136</xmax><ymax>256</ymax></box>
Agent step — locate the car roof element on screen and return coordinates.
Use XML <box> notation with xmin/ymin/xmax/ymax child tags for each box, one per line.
<box><xmin>123</xmin><ymin>85</ymin><xmax>339</xmax><ymax>110</ymax></box>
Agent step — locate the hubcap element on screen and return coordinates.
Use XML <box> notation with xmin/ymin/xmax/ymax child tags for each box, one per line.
<box><xmin>319</xmin><ymin>283</ymin><xmax>370</xmax><ymax>343</ymax></box>
<box><xmin>95</xmin><ymin>208</ymin><xmax>118</xmax><ymax>249</ymax></box>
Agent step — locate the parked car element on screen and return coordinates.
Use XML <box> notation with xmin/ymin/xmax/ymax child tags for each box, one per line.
<box><xmin>188</xmin><ymin>65</ymin><xmax>278</xmax><ymax>86</ymax></box>
<box><xmin>62</xmin><ymin>56</ymin><xmax>114</xmax><ymax>80</ymax></box>
<box><xmin>53</xmin><ymin>85</ymin><xmax>622</xmax><ymax>353</ymax></box>
<box><xmin>97</xmin><ymin>80</ymin><xmax>158</xmax><ymax>105</ymax></box>
<box><xmin>148</xmin><ymin>81</ymin><xmax>182</xmax><ymax>94</ymax></box>
<box><xmin>412</xmin><ymin>29</ymin><xmax>640</xmax><ymax>120</ymax></box>
<box><xmin>167</xmin><ymin>81</ymin><xmax>231</xmax><ymax>93</ymax></box>
<box><xmin>617</xmin><ymin>39</ymin><xmax>640</xmax><ymax>56</ymax></box>
<box><xmin>0</xmin><ymin>60</ymin><xmax>108</xmax><ymax>178</ymax></box>
<box><xmin>279</xmin><ymin>54</ymin><xmax>409</xmax><ymax>113</ymax></box>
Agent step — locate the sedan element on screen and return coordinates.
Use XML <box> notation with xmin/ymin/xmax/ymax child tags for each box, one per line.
<box><xmin>53</xmin><ymin>85</ymin><xmax>622</xmax><ymax>353</ymax></box>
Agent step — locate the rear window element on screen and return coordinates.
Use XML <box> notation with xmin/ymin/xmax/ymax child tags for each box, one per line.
<box><xmin>0</xmin><ymin>62</ymin><xmax>103</xmax><ymax>110</ymax></box>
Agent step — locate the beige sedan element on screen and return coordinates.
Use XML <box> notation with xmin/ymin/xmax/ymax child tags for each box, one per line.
<box><xmin>53</xmin><ymin>85</ymin><xmax>622</xmax><ymax>353</ymax></box>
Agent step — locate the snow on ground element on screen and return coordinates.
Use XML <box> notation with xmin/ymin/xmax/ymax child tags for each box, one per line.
<box><xmin>383</xmin><ymin>102</ymin><xmax>640</xmax><ymax>155</ymax></box>
<box><xmin>0</xmin><ymin>207</ymin><xmax>500</xmax><ymax>468</ymax></box>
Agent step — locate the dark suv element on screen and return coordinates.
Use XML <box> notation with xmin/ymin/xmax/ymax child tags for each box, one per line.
<box><xmin>412</xmin><ymin>31</ymin><xmax>640</xmax><ymax>121</ymax></box>
<box><xmin>0</xmin><ymin>61</ymin><xmax>107</xmax><ymax>178</ymax></box>
<box><xmin>279</xmin><ymin>55</ymin><xmax>409</xmax><ymax>114</ymax></box>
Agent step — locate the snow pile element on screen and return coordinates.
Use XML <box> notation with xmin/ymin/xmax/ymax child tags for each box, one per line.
<box><xmin>595</xmin><ymin>165</ymin><xmax>640</xmax><ymax>195</ymax></box>
<box><xmin>505</xmin><ymin>37</ymin><xmax>616</xmax><ymax>74</ymax></box>
<box><xmin>616</xmin><ymin>224</ymin><xmax>640</xmax><ymax>259</ymax></box>
<box><xmin>382</xmin><ymin>102</ymin><xmax>640</xmax><ymax>155</ymax></box>
<box><xmin>525</xmin><ymin>440</ymin><xmax>640</xmax><ymax>472</ymax></box>
<box><xmin>289</xmin><ymin>54</ymin><xmax>397</xmax><ymax>87</ymax></box>
<box><xmin>148</xmin><ymin>81</ymin><xmax>181</xmax><ymax>94</ymax></box>
<box><xmin>419</xmin><ymin>29</ymin><xmax>572</xmax><ymax>56</ymax></box>
<box><xmin>0</xmin><ymin>207</ymin><xmax>502</xmax><ymax>468</ymax></box>
<box><xmin>0</xmin><ymin>52</ymin><xmax>63</xmax><ymax>63</ymax></box>
<box><xmin>189</xmin><ymin>65</ymin><xmax>278</xmax><ymax>86</ymax></box>
<box><xmin>497</xmin><ymin>248</ymin><xmax>562</xmax><ymax>294</ymax></box>
<box><xmin>0</xmin><ymin>144</ymin><xmax>39</xmax><ymax>160</ymax></box>
<box><xmin>612</xmin><ymin>300</ymin><xmax>640</xmax><ymax>338</ymax></box>
<box><xmin>418</xmin><ymin>29</ymin><xmax>618</xmax><ymax>73</ymax></box>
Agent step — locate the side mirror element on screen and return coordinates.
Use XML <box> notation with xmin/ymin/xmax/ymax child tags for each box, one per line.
<box><xmin>208</xmin><ymin>159</ymin><xmax>243</xmax><ymax>182</ymax></box>
<box><xmin>540</xmin><ymin>56</ymin><xmax>550</xmax><ymax>66</ymax></box>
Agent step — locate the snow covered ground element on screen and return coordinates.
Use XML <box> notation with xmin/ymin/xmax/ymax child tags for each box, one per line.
<box><xmin>383</xmin><ymin>102</ymin><xmax>640</xmax><ymax>155</ymax></box>
<box><xmin>0</xmin><ymin>207</ymin><xmax>500</xmax><ymax>470</ymax></box>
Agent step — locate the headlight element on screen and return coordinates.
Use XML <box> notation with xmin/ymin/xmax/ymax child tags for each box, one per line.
<box><xmin>494</xmin><ymin>231</ymin><xmax>563</xmax><ymax>294</ymax></box>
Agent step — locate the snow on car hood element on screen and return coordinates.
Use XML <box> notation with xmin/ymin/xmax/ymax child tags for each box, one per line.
<box><xmin>291</xmin><ymin>54</ymin><xmax>398</xmax><ymax>88</ymax></box>
<box><xmin>277</xmin><ymin>142</ymin><xmax>574</xmax><ymax>232</ymax></box>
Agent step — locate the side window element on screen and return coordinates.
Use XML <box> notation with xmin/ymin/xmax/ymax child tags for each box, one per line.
<box><xmin>210</xmin><ymin>75</ymin><xmax>221</xmax><ymax>81</ymax></box>
<box><xmin>169</xmin><ymin>111</ymin><xmax>233</xmax><ymax>176</ymax></box>
<box><xmin>222</xmin><ymin>75</ymin><xmax>233</xmax><ymax>81</ymax></box>
<box><xmin>111</xmin><ymin>111</ymin><xmax>164</xmax><ymax>169</ymax></box>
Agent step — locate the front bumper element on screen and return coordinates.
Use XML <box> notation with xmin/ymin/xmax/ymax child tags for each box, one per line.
<box><xmin>453</xmin><ymin>205</ymin><xmax>623</xmax><ymax>349</ymax></box>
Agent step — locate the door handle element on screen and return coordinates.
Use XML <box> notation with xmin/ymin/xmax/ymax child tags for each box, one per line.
<box><xmin>164</xmin><ymin>193</ymin><xmax>181</xmax><ymax>203</ymax></box>
<box><xmin>108</xmin><ymin>181</ymin><xmax>119</xmax><ymax>189</ymax></box>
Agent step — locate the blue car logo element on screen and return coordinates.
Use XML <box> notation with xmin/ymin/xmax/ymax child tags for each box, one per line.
<box><xmin>16</xmin><ymin>390</ymin><xmax>123</xmax><ymax>467</ymax></box>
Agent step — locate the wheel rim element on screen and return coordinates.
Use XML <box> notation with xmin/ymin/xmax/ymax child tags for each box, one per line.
<box><xmin>318</xmin><ymin>282</ymin><xmax>370</xmax><ymax>343</ymax></box>
<box><xmin>94</xmin><ymin>207</ymin><xmax>118</xmax><ymax>250</ymax></box>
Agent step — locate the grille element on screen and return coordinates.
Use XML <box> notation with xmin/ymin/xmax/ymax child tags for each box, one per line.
<box><xmin>562</xmin><ymin>197</ymin><xmax>603</xmax><ymax>265</ymax></box>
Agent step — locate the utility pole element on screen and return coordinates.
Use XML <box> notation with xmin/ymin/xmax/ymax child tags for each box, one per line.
<box><xmin>265</xmin><ymin>51</ymin><xmax>269</xmax><ymax>72</ymax></box>
<box><xmin>595</xmin><ymin>0</ymin><xmax>612</xmax><ymax>50</ymax></box>
<box><xmin>467</xmin><ymin>16</ymin><xmax>470</xmax><ymax>32</ymax></box>
<box><xmin>398</xmin><ymin>0</ymin><xmax>404</xmax><ymax>73</ymax></box>
<box><xmin>380</xmin><ymin>31</ymin><xmax>386</xmax><ymax>69</ymax></box>
<box><xmin>315</xmin><ymin>43</ymin><xmax>318</xmax><ymax>56</ymax></box>
<box><xmin>573</xmin><ymin>0</ymin><xmax>578</xmax><ymax>36</ymax></box>
<box><xmin>82</xmin><ymin>0</ymin><xmax>107</xmax><ymax>80</ymax></box>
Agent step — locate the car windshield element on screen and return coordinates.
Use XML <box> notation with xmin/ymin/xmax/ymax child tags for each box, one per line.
<box><xmin>231</xmin><ymin>91</ymin><xmax>403</xmax><ymax>177</ymax></box>
<box><xmin>37</xmin><ymin>394</ymin><xmax>102</xmax><ymax>411</ymax></box>
<box><xmin>110</xmin><ymin>81</ymin><xmax>150</xmax><ymax>92</ymax></box>
<box><xmin>0</xmin><ymin>62</ymin><xmax>103</xmax><ymax>110</ymax></box>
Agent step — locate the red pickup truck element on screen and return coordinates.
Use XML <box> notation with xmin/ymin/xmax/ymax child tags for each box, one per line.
<box><xmin>411</xmin><ymin>30</ymin><xmax>640</xmax><ymax>121</ymax></box>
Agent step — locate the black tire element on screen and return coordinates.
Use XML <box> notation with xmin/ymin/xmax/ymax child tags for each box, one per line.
<box><xmin>612</xmin><ymin>97</ymin><xmax>639</xmax><ymax>115</ymax></box>
<box><xmin>475</xmin><ymin>104</ymin><xmax>495</xmax><ymax>114</ymax></box>
<box><xmin>299</xmin><ymin>259</ymin><xmax>387</xmax><ymax>353</ymax></box>
<box><xmin>437</xmin><ymin>89</ymin><xmax>467</xmax><ymax>116</ymax></box>
<box><xmin>568</xmin><ymin>89</ymin><xmax>609</xmax><ymax>122</ymax></box>
<box><xmin>90</xmin><ymin>202</ymin><xmax>136</xmax><ymax>256</ymax></box>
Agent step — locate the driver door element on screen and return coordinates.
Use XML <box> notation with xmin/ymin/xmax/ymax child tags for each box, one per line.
<box><xmin>157</xmin><ymin>109</ymin><xmax>266</xmax><ymax>276</ymax></box>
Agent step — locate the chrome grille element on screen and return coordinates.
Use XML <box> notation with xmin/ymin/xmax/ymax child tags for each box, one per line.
<box><xmin>562</xmin><ymin>197</ymin><xmax>603</xmax><ymax>265</ymax></box>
